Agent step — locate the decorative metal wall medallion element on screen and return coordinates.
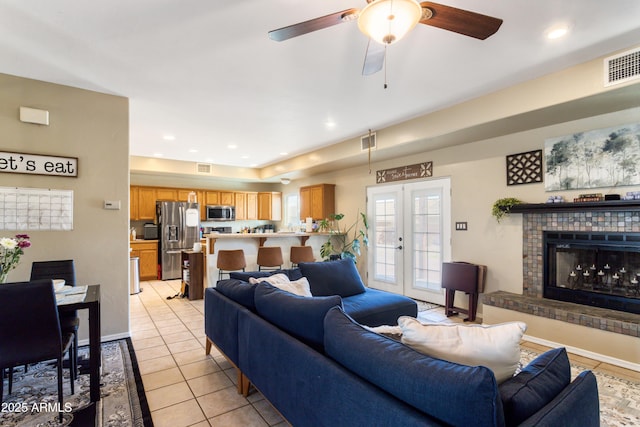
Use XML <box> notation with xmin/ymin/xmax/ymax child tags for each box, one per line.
<box><xmin>506</xmin><ymin>150</ymin><xmax>542</xmax><ymax>186</ymax></box>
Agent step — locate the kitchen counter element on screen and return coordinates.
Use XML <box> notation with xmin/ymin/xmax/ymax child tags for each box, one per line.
<box><xmin>205</xmin><ymin>232</ymin><xmax>335</xmax><ymax>251</ymax></box>
<box><xmin>203</xmin><ymin>232</ymin><xmax>341</xmax><ymax>287</ymax></box>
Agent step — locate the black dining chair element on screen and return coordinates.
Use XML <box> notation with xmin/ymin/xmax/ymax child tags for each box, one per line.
<box><xmin>0</xmin><ymin>279</ymin><xmax>75</xmax><ymax>422</ymax></box>
<box><xmin>31</xmin><ymin>260</ymin><xmax>79</xmax><ymax>380</ymax></box>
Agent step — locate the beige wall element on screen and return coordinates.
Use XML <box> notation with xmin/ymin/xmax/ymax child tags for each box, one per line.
<box><xmin>1</xmin><ymin>73</ymin><xmax>130</xmax><ymax>340</ymax></box>
<box><xmin>281</xmin><ymin>106</ymin><xmax>640</xmax><ymax>304</ymax></box>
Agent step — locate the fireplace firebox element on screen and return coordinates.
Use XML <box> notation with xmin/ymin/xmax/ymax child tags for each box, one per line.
<box><xmin>544</xmin><ymin>231</ymin><xmax>640</xmax><ymax>314</ymax></box>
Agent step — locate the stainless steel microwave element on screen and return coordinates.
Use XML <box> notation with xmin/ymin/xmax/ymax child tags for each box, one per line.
<box><xmin>206</xmin><ymin>205</ymin><xmax>235</xmax><ymax>221</ymax></box>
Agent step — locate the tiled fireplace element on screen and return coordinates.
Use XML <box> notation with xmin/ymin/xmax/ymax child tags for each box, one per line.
<box><xmin>483</xmin><ymin>203</ymin><xmax>640</xmax><ymax>338</ymax></box>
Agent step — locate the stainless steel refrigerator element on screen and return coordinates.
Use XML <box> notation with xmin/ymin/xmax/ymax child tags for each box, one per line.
<box><xmin>157</xmin><ymin>201</ymin><xmax>200</xmax><ymax>280</ymax></box>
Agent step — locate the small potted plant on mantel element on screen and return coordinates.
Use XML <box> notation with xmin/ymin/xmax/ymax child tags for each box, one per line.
<box><xmin>491</xmin><ymin>198</ymin><xmax>522</xmax><ymax>223</ymax></box>
<box><xmin>319</xmin><ymin>213</ymin><xmax>369</xmax><ymax>262</ymax></box>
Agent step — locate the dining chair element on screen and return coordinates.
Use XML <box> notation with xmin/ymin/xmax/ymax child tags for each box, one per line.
<box><xmin>257</xmin><ymin>246</ymin><xmax>284</xmax><ymax>271</ymax></box>
<box><xmin>217</xmin><ymin>249</ymin><xmax>247</xmax><ymax>280</ymax></box>
<box><xmin>31</xmin><ymin>260</ymin><xmax>79</xmax><ymax>381</ymax></box>
<box><xmin>0</xmin><ymin>279</ymin><xmax>75</xmax><ymax>422</ymax></box>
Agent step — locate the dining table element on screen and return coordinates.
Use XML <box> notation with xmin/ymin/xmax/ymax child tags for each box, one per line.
<box><xmin>56</xmin><ymin>284</ymin><xmax>101</xmax><ymax>402</ymax></box>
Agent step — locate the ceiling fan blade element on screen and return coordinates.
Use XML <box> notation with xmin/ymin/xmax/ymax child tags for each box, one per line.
<box><xmin>269</xmin><ymin>9</ymin><xmax>359</xmax><ymax>42</ymax></box>
<box><xmin>362</xmin><ymin>39</ymin><xmax>385</xmax><ymax>76</ymax></box>
<box><xmin>419</xmin><ymin>2</ymin><xmax>502</xmax><ymax>40</ymax></box>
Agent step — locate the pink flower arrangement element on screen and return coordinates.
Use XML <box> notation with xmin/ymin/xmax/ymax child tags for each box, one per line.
<box><xmin>0</xmin><ymin>234</ymin><xmax>31</xmax><ymax>283</ymax></box>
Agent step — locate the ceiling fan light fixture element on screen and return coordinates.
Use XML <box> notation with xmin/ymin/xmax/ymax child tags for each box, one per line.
<box><xmin>357</xmin><ymin>0</ymin><xmax>422</xmax><ymax>45</ymax></box>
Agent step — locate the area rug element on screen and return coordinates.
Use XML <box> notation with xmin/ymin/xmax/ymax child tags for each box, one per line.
<box><xmin>1</xmin><ymin>338</ymin><xmax>153</xmax><ymax>427</ymax></box>
<box><xmin>415</xmin><ymin>300</ymin><xmax>441</xmax><ymax>312</ymax></box>
<box><xmin>520</xmin><ymin>348</ymin><xmax>640</xmax><ymax>427</ymax></box>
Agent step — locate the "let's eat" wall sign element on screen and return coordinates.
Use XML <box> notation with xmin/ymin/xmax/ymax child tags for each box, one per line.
<box><xmin>0</xmin><ymin>151</ymin><xmax>78</xmax><ymax>177</ymax></box>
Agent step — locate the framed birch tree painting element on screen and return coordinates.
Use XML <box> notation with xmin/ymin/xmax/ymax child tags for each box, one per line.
<box><xmin>544</xmin><ymin>123</ymin><xmax>640</xmax><ymax>191</ymax></box>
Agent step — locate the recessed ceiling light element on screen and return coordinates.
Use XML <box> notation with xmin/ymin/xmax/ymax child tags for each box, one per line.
<box><xmin>153</xmin><ymin>153</ymin><xmax>164</xmax><ymax>157</ymax></box>
<box><xmin>241</xmin><ymin>155</ymin><xmax>249</xmax><ymax>159</ymax></box>
<box><xmin>188</xmin><ymin>149</ymin><xmax>198</xmax><ymax>153</ymax></box>
<box><xmin>249</xmin><ymin>163</ymin><xmax>258</xmax><ymax>167</ymax></box>
<box><xmin>279</xmin><ymin>152</ymin><xmax>288</xmax><ymax>156</ymax></box>
<box><xmin>162</xmin><ymin>135</ymin><xmax>175</xmax><ymax>141</ymax></box>
<box><xmin>227</xmin><ymin>144</ymin><xmax>238</xmax><ymax>149</ymax></box>
<box><xmin>546</xmin><ymin>25</ymin><xmax>570</xmax><ymax>40</ymax></box>
<box><xmin>325</xmin><ymin>120</ymin><xmax>337</xmax><ymax>128</ymax></box>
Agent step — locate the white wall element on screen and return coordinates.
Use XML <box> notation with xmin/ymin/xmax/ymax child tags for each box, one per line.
<box><xmin>1</xmin><ymin>73</ymin><xmax>130</xmax><ymax>340</ymax></box>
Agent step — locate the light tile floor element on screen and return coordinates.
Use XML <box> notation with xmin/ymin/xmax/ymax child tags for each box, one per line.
<box><xmin>131</xmin><ymin>279</ymin><xmax>288</xmax><ymax>427</ymax></box>
<box><xmin>131</xmin><ymin>280</ymin><xmax>640</xmax><ymax>427</ymax></box>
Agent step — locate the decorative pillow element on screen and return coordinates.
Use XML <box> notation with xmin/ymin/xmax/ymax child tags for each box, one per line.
<box><xmin>254</xmin><ymin>282</ymin><xmax>342</xmax><ymax>351</ymax></box>
<box><xmin>398</xmin><ymin>316</ymin><xmax>527</xmax><ymax>383</ymax></box>
<box><xmin>249</xmin><ymin>274</ymin><xmax>312</xmax><ymax>297</ymax></box>
<box><xmin>499</xmin><ymin>347</ymin><xmax>571</xmax><ymax>426</ymax></box>
<box><xmin>298</xmin><ymin>259</ymin><xmax>366</xmax><ymax>297</ymax></box>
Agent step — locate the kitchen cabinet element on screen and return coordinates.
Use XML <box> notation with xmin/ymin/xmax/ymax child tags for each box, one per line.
<box><xmin>219</xmin><ymin>191</ymin><xmax>235</xmax><ymax>205</ymax></box>
<box><xmin>130</xmin><ymin>241</ymin><xmax>158</xmax><ymax>280</ymax></box>
<box><xmin>205</xmin><ymin>191</ymin><xmax>220</xmax><ymax>206</ymax></box>
<box><xmin>258</xmin><ymin>192</ymin><xmax>282</xmax><ymax>221</ymax></box>
<box><xmin>234</xmin><ymin>192</ymin><xmax>247</xmax><ymax>220</ymax></box>
<box><xmin>300</xmin><ymin>184</ymin><xmax>335</xmax><ymax>220</ymax></box>
<box><xmin>137</xmin><ymin>187</ymin><xmax>157</xmax><ymax>220</ymax></box>
<box><xmin>130</xmin><ymin>186</ymin><xmax>139</xmax><ymax>220</ymax></box>
<box><xmin>177</xmin><ymin>190</ymin><xmax>193</xmax><ymax>201</ymax></box>
<box><xmin>246</xmin><ymin>192</ymin><xmax>258</xmax><ymax>220</ymax></box>
<box><xmin>156</xmin><ymin>188</ymin><xmax>177</xmax><ymax>201</ymax></box>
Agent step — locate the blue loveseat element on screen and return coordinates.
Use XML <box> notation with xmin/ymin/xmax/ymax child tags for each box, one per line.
<box><xmin>204</xmin><ymin>259</ymin><xmax>600</xmax><ymax>426</ymax></box>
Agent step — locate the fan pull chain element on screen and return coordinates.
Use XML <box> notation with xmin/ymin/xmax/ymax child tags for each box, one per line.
<box><xmin>384</xmin><ymin>45</ymin><xmax>388</xmax><ymax>89</ymax></box>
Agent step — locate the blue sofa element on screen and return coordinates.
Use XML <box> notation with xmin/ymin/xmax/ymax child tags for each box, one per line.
<box><xmin>204</xmin><ymin>259</ymin><xmax>600</xmax><ymax>426</ymax></box>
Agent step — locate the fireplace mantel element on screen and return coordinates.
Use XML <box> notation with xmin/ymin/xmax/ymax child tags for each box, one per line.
<box><xmin>506</xmin><ymin>200</ymin><xmax>640</xmax><ymax>214</ymax></box>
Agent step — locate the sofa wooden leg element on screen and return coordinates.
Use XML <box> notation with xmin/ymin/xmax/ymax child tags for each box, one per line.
<box><xmin>241</xmin><ymin>373</ymin><xmax>250</xmax><ymax>397</ymax></box>
<box><xmin>205</xmin><ymin>338</ymin><xmax>212</xmax><ymax>355</ymax></box>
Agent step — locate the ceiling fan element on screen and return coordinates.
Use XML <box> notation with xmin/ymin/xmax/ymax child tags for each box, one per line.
<box><xmin>268</xmin><ymin>1</ymin><xmax>503</xmax><ymax>75</ymax></box>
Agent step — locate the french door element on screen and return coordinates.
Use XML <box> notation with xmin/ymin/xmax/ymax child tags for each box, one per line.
<box><xmin>366</xmin><ymin>178</ymin><xmax>451</xmax><ymax>304</ymax></box>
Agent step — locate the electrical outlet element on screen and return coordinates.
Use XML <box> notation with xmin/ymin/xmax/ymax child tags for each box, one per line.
<box><xmin>455</xmin><ymin>222</ymin><xmax>468</xmax><ymax>231</ymax></box>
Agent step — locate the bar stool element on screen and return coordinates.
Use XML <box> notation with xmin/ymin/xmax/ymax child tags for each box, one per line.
<box><xmin>217</xmin><ymin>250</ymin><xmax>247</xmax><ymax>280</ymax></box>
<box><xmin>290</xmin><ymin>246</ymin><xmax>315</xmax><ymax>268</ymax></box>
<box><xmin>257</xmin><ymin>246</ymin><xmax>283</xmax><ymax>271</ymax></box>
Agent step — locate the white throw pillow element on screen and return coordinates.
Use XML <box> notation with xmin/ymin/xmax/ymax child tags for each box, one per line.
<box><xmin>398</xmin><ymin>317</ymin><xmax>527</xmax><ymax>383</ymax></box>
<box><xmin>249</xmin><ymin>274</ymin><xmax>312</xmax><ymax>297</ymax></box>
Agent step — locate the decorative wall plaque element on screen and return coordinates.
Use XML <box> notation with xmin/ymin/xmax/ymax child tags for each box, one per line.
<box><xmin>506</xmin><ymin>149</ymin><xmax>542</xmax><ymax>186</ymax></box>
<box><xmin>0</xmin><ymin>151</ymin><xmax>78</xmax><ymax>177</ymax></box>
<box><xmin>376</xmin><ymin>162</ymin><xmax>432</xmax><ymax>183</ymax></box>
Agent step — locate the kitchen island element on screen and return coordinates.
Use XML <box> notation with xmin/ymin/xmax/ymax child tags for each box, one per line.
<box><xmin>204</xmin><ymin>232</ymin><xmax>335</xmax><ymax>286</ymax></box>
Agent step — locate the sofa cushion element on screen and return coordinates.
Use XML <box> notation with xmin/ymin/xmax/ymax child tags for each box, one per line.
<box><xmin>254</xmin><ymin>282</ymin><xmax>342</xmax><ymax>351</ymax></box>
<box><xmin>342</xmin><ymin>287</ymin><xmax>418</xmax><ymax>326</ymax></box>
<box><xmin>215</xmin><ymin>279</ymin><xmax>257</xmax><ymax>311</ymax></box>
<box><xmin>499</xmin><ymin>347</ymin><xmax>571</xmax><ymax>427</ymax></box>
<box><xmin>249</xmin><ymin>273</ymin><xmax>312</xmax><ymax>297</ymax></box>
<box><xmin>398</xmin><ymin>316</ymin><xmax>526</xmax><ymax>383</ymax></box>
<box><xmin>324</xmin><ymin>307</ymin><xmax>504</xmax><ymax>427</ymax></box>
<box><xmin>230</xmin><ymin>269</ymin><xmax>303</xmax><ymax>282</ymax></box>
<box><xmin>298</xmin><ymin>259</ymin><xmax>366</xmax><ymax>297</ymax></box>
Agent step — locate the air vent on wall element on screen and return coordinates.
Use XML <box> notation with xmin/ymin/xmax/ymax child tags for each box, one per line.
<box><xmin>604</xmin><ymin>47</ymin><xmax>640</xmax><ymax>87</ymax></box>
<box><xmin>361</xmin><ymin>132</ymin><xmax>376</xmax><ymax>151</ymax></box>
<box><xmin>196</xmin><ymin>163</ymin><xmax>212</xmax><ymax>174</ymax></box>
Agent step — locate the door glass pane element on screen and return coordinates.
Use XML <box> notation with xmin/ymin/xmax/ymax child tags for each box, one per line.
<box><xmin>412</xmin><ymin>190</ymin><xmax>442</xmax><ymax>291</ymax></box>
<box><xmin>373</xmin><ymin>196</ymin><xmax>397</xmax><ymax>283</ymax></box>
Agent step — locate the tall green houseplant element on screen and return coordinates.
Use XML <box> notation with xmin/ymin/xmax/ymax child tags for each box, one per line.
<box><xmin>319</xmin><ymin>213</ymin><xmax>369</xmax><ymax>262</ymax></box>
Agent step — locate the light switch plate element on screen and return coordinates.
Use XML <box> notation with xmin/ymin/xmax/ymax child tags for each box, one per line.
<box><xmin>455</xmin><ymin>222</ymin><xmax>468</xmax><ymax>231</ymax></box>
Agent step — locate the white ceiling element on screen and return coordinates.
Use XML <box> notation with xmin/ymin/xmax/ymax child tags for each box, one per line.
<box><xmin>2</xmin><ymin>0</ymin><xmax>640</xmax><ymax>168</ymax></box>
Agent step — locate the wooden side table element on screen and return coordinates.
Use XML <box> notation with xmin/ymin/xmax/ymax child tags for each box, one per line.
<box><xmin>181</xmin><ymin>250</ymin><xmax>204</xmax><ymax>300</ymax></box>
<box><xmin>442</xmin><ymin>262</ymin><xmax>486</xmax><ymax>322</ymax></box>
